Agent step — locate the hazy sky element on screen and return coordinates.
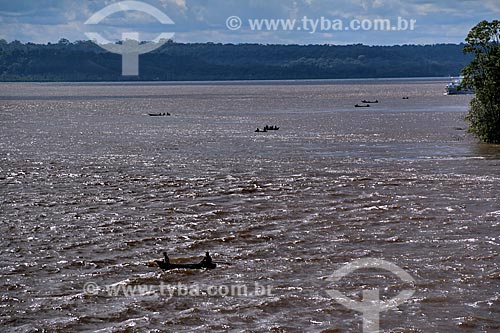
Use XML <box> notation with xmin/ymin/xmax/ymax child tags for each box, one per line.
<box><xmin>0</xmin><ymin>0</ymin><xmax>498</xmax><ymax>45</ymax></box>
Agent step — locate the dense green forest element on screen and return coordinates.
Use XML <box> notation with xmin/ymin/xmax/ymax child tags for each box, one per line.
<box><xmin>0</xmin><ymin>39</ymin><xmax>472</xmax><ymax>81</ymax></box>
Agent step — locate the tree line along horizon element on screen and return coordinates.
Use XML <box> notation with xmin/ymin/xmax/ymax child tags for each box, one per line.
<box><xmin>0</xmin><ymin>39</ymin><xmax>471</xmax><ymax>82</ymax></box>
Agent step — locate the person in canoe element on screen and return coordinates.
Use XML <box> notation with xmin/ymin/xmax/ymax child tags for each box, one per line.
<box><xmin>163</xmin><ymin>252</ymin><xmax>170</xmax><ymax>265</ymax></box>
<box><xmin>200</xmin><ymin>252</ymin><xmax>213</xmax><ymax>266</ymax></box>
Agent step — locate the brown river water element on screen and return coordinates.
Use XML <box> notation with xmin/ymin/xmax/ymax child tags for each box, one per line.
<box><xmin>0</xmin><ymin>80</ymin><xmax>499</xmax><ymax>332</ymax></box>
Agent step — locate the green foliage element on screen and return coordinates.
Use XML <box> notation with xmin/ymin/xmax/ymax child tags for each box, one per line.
<box><xmin>463</xmin><ymin>20</ymin><xmax>500</xmax><ymax>143</ymax></box>
<box><xmin>0</xmin><ymin>40</ymin><xmax>472</xmax><ymax>82</ymax></box>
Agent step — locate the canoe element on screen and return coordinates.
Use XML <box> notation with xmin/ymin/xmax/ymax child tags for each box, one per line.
<box><xmin>148</xmin><ymin>112</ymin><xmax>171</xmax><ymax>116</ymax></box>
<box><xmin>156</xmin><ymin>260</ymin><xmax>217</xmax><ymax>270</ymax></box>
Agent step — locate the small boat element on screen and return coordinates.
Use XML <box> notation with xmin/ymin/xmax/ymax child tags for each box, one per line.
<box><xmin>256</xmin><ymin>125</ymin><xmax>279</xmax><ymax>132</ymax></box>
<box><xmin>444</xmin><ymin>77</ymin><xmax>474</xmax><ymax>95</ymax></box>
<box><xmin>156</xmin><ymin>251</ymin><xmax>217</xmax><ymax>270</ymax></box>
<box><xmin>355</xmin><ymin>104</ymin><xmax>371</xmax><ymax>108</ymax></box>
<box><xmin>402</xmin><ymin>96</ymin><xmax>409</xmax><ymax>100</ymax></box>
<box><xmin>156</xmin><ymin>261</ymin><xmax>217</xmax><ymax>270</ymax></box>
<box><xmin>361</xmin><ymin>100</ymin><xmax>378</xmax><ymax>104</ymax></box>
<box><xmin>148</xmin><ymin>112</ymin><xmax>171</xmax><ymax>117</ymax></box>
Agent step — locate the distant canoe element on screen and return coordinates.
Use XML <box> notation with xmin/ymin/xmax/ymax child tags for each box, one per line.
<box><xmin>355</xmin><ymin>104</ymin><xmax>371</xmax><ymax>108</ymax></box>
<box><xmin>148</xmin><ymin>112</ymin><xmax>170</xmax><ymax>116</ymax></box>
<box><xmin>362</xmin><ymin>100</ymin><xmax>378</xmax><ymax>104</ymax></box>
<box><xmin>258</xmin><ymin>125</ymin><xmax>279</xmax><ymax>132</ymax></box>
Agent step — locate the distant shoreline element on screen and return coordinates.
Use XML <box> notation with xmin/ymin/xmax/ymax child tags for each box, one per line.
<box><xmin>0</xmin><ymin>77</ymin><xmax>453</xmax><ymax>86</ymax></box>
<box><xmin>0</xmin><ymin>42</ymin><xmax>470</xmax><ymax>82</ymax></box>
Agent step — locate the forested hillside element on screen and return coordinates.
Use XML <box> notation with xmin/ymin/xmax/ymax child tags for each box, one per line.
<box><xmin>0</xmin><ymin>39</ymin><xmax>471</xmax><ymax>81</ymax></box>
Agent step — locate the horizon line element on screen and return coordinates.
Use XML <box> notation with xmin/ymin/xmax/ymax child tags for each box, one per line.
<box><xmin>1</xmin><ymin>38</ymin><xmax>467</xmax><ymax>48</ymax></box>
